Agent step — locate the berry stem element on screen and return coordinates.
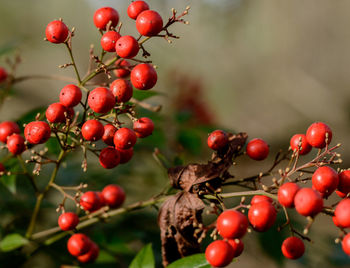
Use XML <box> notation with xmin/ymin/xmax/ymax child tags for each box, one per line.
<box><xmin>205</xmin><ymin>190</ymin><xmax>278</xmax><ymax>201</ymax></box>
<box><xmin>17</xmin><ymin>155</ymin><xmax>39</xmax><ymax>194</ymax></box>
<box><xmin>65</xmin><ymin>43</ymin><xmax>82</xmax><ymax>84</ymax></box>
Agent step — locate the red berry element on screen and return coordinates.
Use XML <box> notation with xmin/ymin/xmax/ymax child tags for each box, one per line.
<box><xmin>248</xmin><ymin>201</ymin><xmax>276</xmax><ymax>232</ymax></box>
<box><xmin>93</xmin><ymin>7</ymin><xmax>119</xmax><ymax>30</ymax></box>
<box><xmin>77</xmin><ymin>241</ymin><xmax>99</xmax><ymax>263</ymax></box>
<box><xmin>88</xmin><ymin>87</ymin><xmax>115</xmax><ymax>114</ymax></box>
<box><xmin>207</xmin><ymin>130</ymin><xmax>228</xmax><ymax>150</ymax></box>
<box><xmin>46</xmin><ymin>103</ymin><xmax>68</xmax><ymax>123</ymax></box>
<box><xmin>227</xmin><ymin>239</ymin><xmax>244</xmax><ymax>258</ymax></box>
<box><xmin>133</xmin><ymin>117</ymin><xmax>154</xmax><ymax>138</ymax></box>
<box><xmin>81</xmin><ymin>120</ymin><xmax>104</xmax><ymax>141</ymax></box>
<box><xmin>205</xmin><ymin>240</ymin><xmax>234</xmax><ymax>267</ymax></box>
<box><xmin>336</xmin><ymin>190</ymin><xmax>347</xmax><ymax>198</ymax></box>
<box><xmin>335</xmin><ymin>198</ymin><xmax>350</xmax><ymax>228</ymax></box>
<box><xmin>117</xmin><ymin>147</ymin><xmax>134</xmax><ymax>164</ymax></box>
<box><xmin>246</xmin><ymin>138</ymin><xmax>269</xmax><ymax>160</ymax></box>
<box><xmin>100</xmin><ymin>31</ymin><xmax>121</xmax><ymax>52</ymax></box>
<box><xmin>294</xmin><ymin>188</ymin><xmax>323</xmax><ymax>217</ymax></box>
<box><xmin>338</xmin><ymin>170</ymin><xmax>350</xmax><ymax>196</ymax></box>
<box><xmin>0</xmin><ymin>121</ymin><xmax>20</xmax><ymax>143</ymax></box>
<box><xmin>281</xmin><ymin>236</ymin><xmax>305</xmax><ymax>259</ymax></box>
<box><xmin>342</xmin><ymin>233</ymin><xmax>350</xmax><ymax>255</ymax></box>
<box><xmin>102</xmin><ymin>184</ymin><xmax>125</xmax><ymax>208</ymax></box>
<box><xmin>130</xmin><ymin>63</ymin><xmax>157</xmax><ymax>90</ymax></box>
<box><xmin>278</xmin><ymin>182</ymin><xmax>300</xmax><ymax>208</ymax></box>
<box><xmin>114</xmin><ymin>59</ymin><xmax>131</xmax><ymax>78</ymax></box>
<box><xmin>115</xmin><ymin>35</ymin><xmax>139</xmax><ymax>59</ymax></box>
<box><xmin>217</xmin><ymin>210</ymin><xmax>248</xmax><ymax>239</ymax></box>
<box><xmin>306</xmin><ymin>122</ymin><xmax>332</xmax><ymax>148</ymax></box>
<box><xmin>102</xmin><ymin>124</ymin><xmax>117</xmax><ymax>146</ymax></box>
<box><xmin>80</xmin><ymin>191</ymin><xmax>101</xmax><ymax>212</ymax></box>
<box><xmin>45</xmin><ymin>20</ymin><xmax>69</xmax><ymax>44</ymax></box>
<box><xmin>312</xmin><ymin>166</ymin><xmax>339</xmax><ymax>197</ymax></box>
<box><xmin>110</xmin><ymin>79</ymin><xmax>133</xmax><ymax>103</ymax></box>
<box><xmin>136</xmin><ymin>10</ymin><xmax>163</xmax><ymax>36</ymax></box>
<box><xmin>60</xmin><ymin>84</ymin><xmax>82</xmax><ymax>107</ymax></box>
<box><xmin>127</xmin><ymin>1</ymin><xmax>150</xmax><ymax>20</ymax></box>
<box><xmin>251</xmin><ymin>195</ymin><xmax>273</xmax><ymax>205</ymax></box>
<box><xmin>24</xmin><ymin>121</ymin><xmax>51</xmax><ymax>144</ymax></box>
<box><xmin>290</xmin><ymin>134</ymin><xmax>311</xmax><ymax>155</ymax></box>
<box><xmin>67</xmin><ymin>233</ymin><xmax>92</xmax><ymax>257</ymax></box>
<box><xmin>333</xmin><ymin>215</ymin><xmax>341</xmax><ymax>227</ymax></box>
<box><xmin>99</xmin><ymin>147</ymin><xmax>120</xmax><ymax>169</ymax></box>
<box><xmin>58</xmin><ymin>212</ymin><xmax>79</xmax><ymax>231</ymax></box>
<box><xmin>0</xmin><ymin>67</ymin><xmax>8</xmax><ymax>83</ymax></box>
<box><xmin>7</xmin><ymin>134</ymin><xmax>25</xmax><ymax>155</ymax></box>
<box><xmin>96</xmin><ymin>192</ymin><xmax>105</xmax><ymax>206</ymax></box>
<box><xmin>114</xmin><ymin>127</ymin><xmax>137</xmax><ymax>150</ymax></box>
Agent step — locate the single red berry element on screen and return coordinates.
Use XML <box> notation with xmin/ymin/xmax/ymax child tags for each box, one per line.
<box><xmin>46</xmin><ymin>103</ymin><xmax>68</xmax><ymax>123</ymax></box>
<box><xmin>114</xmin><ymin>127</ymin><xmax>137</xmax><ymax>150</ymax></box>
<box><xmin>127</xmin><ymin>1</ymin><xmax>150</xmax><ymax>20</ymax></box>
<box><xmin>246</xmin><ymin>138</ymin><xmax>269</xmax><ymax>160</ymax></box>
<box><xmin>207</xmin><ymin>130</ymin><xmax>228</xmax><ymax>150</ymax></box>
<box><xmin>80</xmin><ymin>191</ymin><xmax>101</xmax><ymax>212</ymax></box>
<box><xmin>0</xmin><ymin>163</ymin><xmax>5</xmax><ymax>175</ymax></box>
<box><xmin>333</xmin><ymin>215</ymin><xmax>341</xmax><ymax>227</ymax></box>
<box><xmin>136</xmin><ymin>10</ymin><xmax>163</xmax><ymax>36</ymax></box>
<box><xmin>278</xmin><ymin>183</ymin><xmax>300</xmax><ymax>208</ymax></box>
<box><xmin>67</xmin><ymin>233</ymin><xmax>92</xmax><ymax>257</ymax></box>
<box><xmin>99</xmin><ymin>147</ymin><xmax>120</xmax><ymax>169</ymax></box>
<box><xmin>93</xmin><ymin>7</ymin><xmax>119</xmax><ymax>30</ymax></box>
<box><xmin>130</xmin><ymin>63</ymin><xmax>157</xmax><ymax>90</ymax></box>
<box><xmin>88</xmin><ymin>87</ymin><xmax>115</xmax><ymax>114</ymax></box>
<box><xmin>100</xmin><ymin>31</ymin><xmax>121</xmax><ymax>52</ymax></box>
<box><xmin>306</xmin><ymin>122</ymin><xmax>332</xmax><ymax>148</ymax></box>
<box><xmin>45</xmin><ymin>20</ymin><xmax>69</xmax><ymax>44</ymax></box>
<box><xmin>205</xmin><ymin>240</ymin><xmax>234</xmax><ymax>267</ymax></box>
<box><xmin>24</xmin><ymin>121</ymin><xmax>51</xmax><ymax>144</ymax></box>
<box><xmin>102</xmin><ymin>184</ymin><xmax>125</xmax><ymax>208</ymax></box>
<box><xmin>335</xmin><ymin>198</ymin><xmax>350</xmax><ymax>228</ymax></box>
<box><xmin>77</xmin><ymin>242</ymin><xmax>99</xmax><ymax>263</ymax></box>
<box><xmin>290</xmin><ymin>134</ymin><xmax>311</xmax><ymax>155</ymax></box>
<box><xmin>114</xmin><ymin>59</ymin><xmax>131</xmax><ymax>78</ymax></box>
<box><xmin>312</xmin><ymin>166</ymin><xmax>339</xmax><ymax>197</ymax></box>
<box><xmin>102</xmin><ymin>124</ymin><xmax>117</xmax><ymax>146</ymax></box>
<box><xmin>115</xmin><ymin>35</ymin><xmax>139</xmax><ymax>59</ymax></box>
<box><xmin>7</xmin><ymin>134</ymin><xmax>25</xmax><ymax>155</ymax></box>
<box><xmin>342</xmin><ymin>233</ymin><xmax>350</xmax><ymax>255</ymax></box>
<box><xmin>251</xmin><ymin>195</ymin><xmax>273</xmax><ymax>205</ymax></box>
<box><xmin>294</xmin><ymin>188</ymin><xmax>323</xmax><ymax>217</ymax></box>
<box><xmin>281</xmin><ymin>236</ymin><xmax>305</xmax><ymax>259</ymax></box>
<box><xmin>81</xmin><ymin>120</ymin><xmax>104</xmax><ymax>141</ymax></box>
<box><xmin>217</xmin><ymin>210</ymin><xmax>248</xmax><ymax>239</ymax></box>
<box><xmin>248</xmin><ymin>201</ymin><xmax>276</xmax><ymax>232</ymax></box>
<box><xmin>0</xmin><ymin>121</ymin><xmax>20</xmax><ymax>143</ymax></box>
<box><xmin>133</xmin><ymin>117</ymin><xmax>154</xmax><ymax>138</ymax></box>
<box><xmin>338</xmin><ymin>170</ymin><xmax>350</xmax><ymax>196</ymax></box>
<box><xmin>116</xmin><ymin>147</ymin><xmax>134</xmax><ymax>164</ymax></box>
<box><xmin>58</xmin><ymin>212</ymin><xmax>79</xmax><ymax>231</ymax></box>
<box><xmin>60</xmin><ymin>84</ymin><xmax>82</xmax><ymax>107</ymax></box>
<box><xmin>110</xmin><ymin>79</ymin><xmax>133</xmax><ymax>103</ymax></box>
<box><xmin>227</xmin><ymin>239</ymin><xmax>244</xmax><ymax>258</ymax></box>
<box><xmin>0</xmin><ymin>67</ymin><xmax>8</xmax><ymax>83</ymax></box>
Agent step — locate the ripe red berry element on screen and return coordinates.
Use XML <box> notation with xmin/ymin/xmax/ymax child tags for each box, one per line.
<box><xmin>99</xmin><ymin>147</ymin><xmax>120</xmax><ymax>169</ymax></box>
<box><xmin>81</xmin><ymin>120</ymin><xmax>104</xmax><ymax>141</ymax></box>
<box><xmin>114</xmin><ymin>59</ymin><xmax>131</xmax><ymax>78</ymax></box>
<box><xmin>205</xmin><ymin>240</ymin><xmax>234</xmax><ymax>267</ymax></box>
<box><xmin>45</xmin><ymin>20</ymin><xmax>69</xmax><ymax>44</ymax></box>
<box><xmin>334</xmin><ymin>198</ymin><xmax>350</xmax><ymax>228</ymax></box>
<box><xmin>217</xmin><ymin>210</ymin><xmax>248</xmax><ymax>239</ymax></box>
<box><xmin>24</xmin><ymin>121</ymin><xmax>51</xmax><ymax>144</ymax></box>
<box><xmin>281</xmin><ymin>236</ymin><xmax>305</xmax><ymax>259</ymax></box>
<box><xmin>93</xmin><ymin>7</ymin><xmax>119</xmax><ymax>30</ymax></box>
<box><xmin>133</xmin><ymin>117</ymin><xmax>154</xmax><ymax>138</ymax></box>
<box><xmin>60</xmin><ymin>84</ymin><xmax>82</xmax><ymax>107</ymax></box>
<box><xmin>251</xmin><ymin>195</ymin><xmax>273</xmax><ymax>205</ymax></box>
<box><xmin>130</xmin><ymin>63</ymin><xmax>157</xmax><ymax>90</ymax></box>
<box><xmin>77</xmin><ymin>242</ymin><xmax>99</xmax><ymax>263</ymax></box>
<box><xmin>88</xmin><ymin>87</ymin><xmax>115</xmax><ymax>114</ymax></box>
<box><xmin>117</xmin><ymin>147</ymin><xmax>134</xmax><ymax>164</ymax></box>
<box><xmin>102</xmin><ymin>124</ymin><xmax>117</xmax><ymax>146</ymax></box>
<box><xmin>102</xmin><ymin>184</ymin><xmax>125</xmax><ymax>208</ymax></box>
<box><xmin>312</xmin><ymin>166</ymin><xmax>339</xmax><ymax>197</ymax></box>
<box><xmin>294</xmin><ymin>188</ymin><xmax>323</xmax><ymax>217</ymax></box>
<box><xmin>58</xmin><ymin>212</ymin><xmax>79</xmax><ymax>231</ymax></box>
<box><xmin>80</xmin><ymin>191</ymin><xmax>101</xmax><ymax>212</ymax></box>
<box><xmin>46</xmin><ymin>103</ymin><xmax>68</xmax><ymax>123</ymax></box>
<box><xmin>342</xmin><ymin>233</ymin><xmax>350</xmax><ymax>255</ymax></box>
<box><xmin>136</xmin><ymin>10</ymin><xmax>163</xmax><ymax>36</ymax></box>
<box><xmin>114</xmin><ymin>127</ymin><xmax>137</xmax><ymax>150</ymax></box>
<box><xmin>110</xmin><ymin>79</ymin><xmax>133</xmax><ymax>103</ymax></box>
<box><xmin>207</xmin><ymin>130</ymin><xmax>228</xmax><ymax>150</ymax></box>
<box><xmin>227</xmin><ymin>239</ymin><xmax>244</xmax><ymax>258</ymax></box>
<box><xmin>0</xmin><ymin>121</ymin><xmax>20</xmax><ymax>143</ymax></box>
<box><xmin>246</xmin><ymin>138</ymin><xmax>269</xmax><ymax>160</ymax></box>
<box><xmin>115</xmin><ymin>35</ymin><xmax>139</xmax><ymax>59</ymax></box>
<box><xmin>278</xmin><ymin>182</ymin><xmax>300</xmax><ymax>208</ymax></box>
<box><xmin>7</xmin><ymin>134</ymin><xmax>25</xmax><ymax>155</ymax></box>
<box><xmin>100</xmin><ymin>31</ymin><xmax>121</xmax><ymax>52</ymax></box>
<box><xmin>0</xmin><ymin>67</ymin><xmax>8</xmax><ymax>83</ymax></box>
<box><xmin>306</xmin><ymin>122</ymin><xmax>332</xmax><ymax>148</ymax></box>
<box><xmin>67</xmin><ymin>233</ymin><xmax>92</xmax><ymax>257</ymax></box>
<box><xmin>127</xmin><ymin>1</ymin><xmax>150</xmax><ymax>20</ymax></box>
<box><xmin>290</xmin><ymin>134</ymin><xmax>311</xmax><ymax>155</ymax></box>
<box><xmin>338</xmin><ymin>170</ymin><xmax>350</xmax><ymax>196</ymax></box>
<box><xmin>333</xmin><ymin>215</ymin><xmax>341</xmax><ymax>227</ymax></box>
<box><xmin>248</xmin><ymin>201</ymin><xmax>276</xmax><ymax>232</ymax></box>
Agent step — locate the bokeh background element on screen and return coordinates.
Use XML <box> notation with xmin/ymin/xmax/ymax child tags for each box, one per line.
<box><xmin>1</xmin><ymin>0</ymin><xmax>350</xmax><ymax>267</ymax></box>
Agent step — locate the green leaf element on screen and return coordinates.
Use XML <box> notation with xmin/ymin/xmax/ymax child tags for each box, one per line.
<box><xmin>167</xmin><ymin>254</ymin><xmax>210</xmax><ymax>268</ymax></box>
<box><xmin>129</xmin><ymin>243</ymin><xmax>155</xmax><ymax>268</ymax></box>
<box><xmin>0</xmin><ymin>233</ymin><xmax>28</xmax><ymax>252</ymax></box>
<box><xmin>1</xmin><ymin>174</ymin><xmax>16</xmax><ymax>194</ymax></box>
<box><xmin>132</xmin><ymin>90</ymin><xmax>160</xmax><ymax>101</ymax></box>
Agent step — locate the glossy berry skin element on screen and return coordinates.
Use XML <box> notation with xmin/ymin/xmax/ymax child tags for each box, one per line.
<box><xmin>312</xmin><ymin>166</ymin><xmax>339</xmax><ymax>197</ymax></box>
<box><xmin>115</xmin><ymin>35</ymin><xmax>139</xmax><ymax>59</ymax></box>
<box><xmin>342</xmin><ymin>233</ymin><xmax>350</xmax><ymax>255</ymax></box>
<box><xmin>227</xmin><ymin>239</ymin><xmax>244</xmax><ymax>258</ymax></box>
<box><xmin>117</xmin><ymin>147</ymin><xmax>134</xmax><ymax>164</ymax></box>
<box><xmin>205</xmin><ymin>240</ymin><xmax>234</xmax><ymax>267</ymax></box>
<box><xmin>45</xmin><ymin>20</ymin><xmax>69</xmax><ymax>44</ymax></box>
<box><xmin>114</xmin><ymin>59</ymin><xmax>131</xmax><ymax>78</ymax></box>
<box><xmin>46</xmin><ymin>103</ymin><xmax>67</xmax><ymax>123</ymax></box>
<box><xmin>133</xmin><ymin>117</ymin><xmax>154</xmax><ymax>138</ymax></box>
<box><xmin>7</xmin><ymin>134</ymin><xmax>25</xmax><ymax>155</ymax></box>
<box><xmin>0</xmin><ymin>67</ymin><xmax>8</xmax><ymax>83</ymax></box>
<box><xmin>290</xmin><ymin>134</ymin><xmax>311</xmax><ymax>155</ymax></box>
<box><xmin>130</xmin><ymin>63</ymin><xmax>157</xmax><ymax>90</ymax></box>
<box><xmin>99</xmin><ymin>147</ymin><xmax>120</xmax><ymax>169</ymax></box>
<box><xmin>81</xmin><ymin>120</ymin><xmax>104</xmax><ymax>141</ymax></box>
<box><xmin>102</xmin><ymin>184</ymin><xmax>125</xmax><ymax>208</ymax></box>
<box><xmin>217</xmin><ymin>210</ymin><xmax>248</xmax><ymax>239</ymax></box>
<box><xmin>80</xmin><ymin>191</ymin><xmax>101</xmax><ymax>212</ymax></box>
<box><xmin>281</xmin><ymin>236</ymin><xmax>305</xmax><ymax>259</ymax></box>
<box><xmin>100</xmin><ymin>31</ymin><xmax>121</xmax><ymax>52</ymax></box>
<box><xmin>102</xmin><ymin>124</ymin><xmax>117</xmax><ymax>146</ymax></box>
<box><xmin>88</xmin><ymin>87</ymin><xmax>115</xmax><ymax>114</ymax></box>
<box><xmin>60</xmin><ymin>84</ymin><xmax>82</xmax><ymax>107</ymax></box>
<box><xmin>334</xmin><ymin>198</ymin><xmax>350</xmax><ymax>228</ymax></box>
<box><xmin>93</xmin><ymin>7</ymin><xmax>119</xmax><ymax>30</ymax></box>
<box><xmin>338</xmin><ymin>170</ymin><xmax>350</xmax><ymax>196</ymax></box>
<box><xmin>136</xmin><ymin>10</ymin><xmax>163</xmax><ymax>36</ymax></box>
<box><xmin>58</xmin><ymin>212</ymin><xmax>79</xmax><ymax>231</ymax></box>
<box><xmin>114</xmin><ymin>127</ymin><xmax>137</xmax><ymax>150</ymax></box>
<box><xmin>24</xmin><ymin>121</ymin><xmax>51</xmax><ymax>144</ymax></box>
<box><xmin>67</xmin><ymin>233</ymin><xmax>92</xmax><ymax>257</ymax></box>
<box><xmin>306</xmin><ymin>122</ymin><xmax>332</xmax><ymax>148</ymax></box>
<box><xmin>278</xmin><ymin>182</ymin><xmax>300</xmax><ymax>208</ymax></box>
<box><xmin>110</xmin><ymin>79</ymin><xmax>133</xmax><ymax>103</ymax></box>
<box><xmin>127</xmin><ymin>1</ymin><xmax>150</xmax><ymax>20</ymax></box>
<box><xmin>207</xmin><ymin>130</ymin><xmax>228</xmax><ymax>150</ymax></box>
<box><xmin>0</xmin><ymin>121</ymin><xmax>20</xmax><ymax>143</ymax></box>
<box><xmin>246</xmin><ymin>138</ymin><xmax>269</xmax><ymax>161</ymax></box>
<box><xmin>248</xmin><ymin>201</ymin><xmax>276</xmax><ymax>232</ymax></box>
<box><xmin>294</xmin><ymin>188</ymin><xmax>323</xmax><ymax>217</ymax></box>
<box><xmin>333</xmin><ymin>215</ymin><xmax>341</xmax><ymax>227</ymax></box>
<box><xmin>77</xmin><ymin>242</ymin><xmax>99</xmax><ymax>263</ymax></box>
<box><xmin>251</xmin><ymin>195</ymin><xmax>273</xmax><ymax>205</ymax></box>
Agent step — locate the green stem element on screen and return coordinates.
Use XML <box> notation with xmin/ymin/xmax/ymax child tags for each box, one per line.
<box><xmin>17</xmin><ymin>155</ymin><xmax>39</xmax><ymax>194</ymax></box>
<box><xmin>204</xmin><ymin>190</ymin><xmax>278</xmax><ymax>201</ymax></box>
<box><xmin>65</xmin><ymin>43</ymin><xmax>81</xmax><ymax>84</ymax></box>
